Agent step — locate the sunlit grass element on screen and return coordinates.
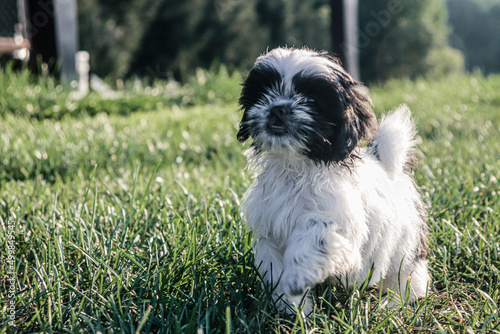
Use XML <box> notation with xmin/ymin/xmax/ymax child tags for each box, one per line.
<box><xmin>0</xmin><ymin>71</ymin><xmax>499</xmax><ymax>332</ymax></box>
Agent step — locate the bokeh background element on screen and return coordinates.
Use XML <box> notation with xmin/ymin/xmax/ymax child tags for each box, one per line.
<box><xmin>2</xmin><ymin>0</ymin><xmax>500</xmax><ymax>84</ymax></box>
<box><xmin>76</xmin><ymin>0</ymin><xmax>498</xmax><ymax>82</ymax></box>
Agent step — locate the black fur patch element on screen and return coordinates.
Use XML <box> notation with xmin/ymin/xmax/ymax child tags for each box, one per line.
<box><xmin>292</xmin><ymin>67</ymin><xmax>376</xmax><ymax>164</ymax></box>
<box><xmin>238</xmin><ymin>65</ymin><xmax>282</xmax><ymax>142</ymax></box>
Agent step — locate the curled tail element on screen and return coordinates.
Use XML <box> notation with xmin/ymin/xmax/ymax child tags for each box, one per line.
<box><xmin>370</xmin><ymin>105</ymin><xmax>418</xmax><ymax>176</ymax></box>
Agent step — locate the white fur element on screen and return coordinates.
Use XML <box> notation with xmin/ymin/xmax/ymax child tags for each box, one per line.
<box><xmin>373</xmin><ymin>105</ymin><xmax>418</xmax><ymax>177</ymax></box>
<box><xmin>256</xmin><ymin>48</ymin><xmax>343</xmax><ymax>98</ymax></box>
<box><xmin>241</xmin><ymin>106</ymin><xmax>430</xmax><ymax>314</ymax></box>
<box><xmin>257</xmin><ymin>48</ymin><xmax>344</xmax><ymax>77</ymax></box>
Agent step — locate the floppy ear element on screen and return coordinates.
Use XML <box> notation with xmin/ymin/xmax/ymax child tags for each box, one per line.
<box><xmin>307</xmin><ymin>52</ymin><xmax>376</xmax><ymax>163</ymax></box>
<box><xmin>237</xmin><ymin>112</ymin><xmax>251</xmax><ymax>142</ymax></box>
<box><xmin>318</xmin><ymin>52</ymin><xmax>376</xmax><ymax>147</ymax></box>
<box><xmin>237</xmin><ymin>64</ymin><xmax>282</xmax><ymax>143</ymax></box>
<box><xmin>237</xmin><ymin>73</ymin><xmax>254</xmax><ymax>143</ymax></box>
<box><xmin>341</xmin><ymin>82</ymin><xmax>377</xmax><ymax>153</ymax></box>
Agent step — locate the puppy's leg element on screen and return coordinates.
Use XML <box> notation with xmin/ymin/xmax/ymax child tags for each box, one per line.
<box><xmin>381</xmin><ymin>259</ymin><xmax>431</xmax><ymax>307</ymax></box>
<box><xmin>281</xmin><ymin>219</ymin><xmax>361</xmax><ymax>314</ymax></box>
<box><xmin>254</xmin><ymin>238</ymin><xmax>307</xmax><ymax>314</ymax></box>
<box><xmin>408</xmin><ymin>260</ymin><xmax>431</xmax><ymax>299</ymax></box>
<box><xmin>253</xmin><ymin>237</ymin><xmax>284</xmax><ymax>290</ymax></box>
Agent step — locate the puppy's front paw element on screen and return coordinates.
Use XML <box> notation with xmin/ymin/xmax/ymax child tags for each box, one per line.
<box><xmin>273</xmin><ymin>292</ymin><xmax>314</xmax><ymax>317</ymax></box>
<box><xmin>282</xmin><ymin>269</ymin><xmax>311</xmax><ymax>297</ymax></box>
<box><xmin>279</xmin><ymin>268</ymin><xmax>317</xmax><ymax>316</ymax></box>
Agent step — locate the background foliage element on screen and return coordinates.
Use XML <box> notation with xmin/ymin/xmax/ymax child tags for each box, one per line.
<box><xmin>447</xmin><ymin>0</ymin><xmax>500</xmax><ymax>74</ymax></box>
<box><xmin>78</xmin><ymin>0</ymin><xmax>332</xmax><ymax>81</ymax></box>
<box><xmin>358</xmin><ymin>0</ymin><xmax>464</xmax><ymax>81</ymax></box>
<box><xmin>77</xmin><ymin>0</ymin><xmax>500</xmax><ymax>83</ymax></box>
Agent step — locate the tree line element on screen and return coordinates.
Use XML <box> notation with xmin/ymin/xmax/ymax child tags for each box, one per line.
<box><xmin>77</xmin><ymin>0</ymin><xmax>498</xmax><ymax>83</ymax></box>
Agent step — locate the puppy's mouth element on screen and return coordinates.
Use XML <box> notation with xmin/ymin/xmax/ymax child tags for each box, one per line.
<box><xmin>266</xmin><ymin>105</ymin><xmax>290</xmax><ymax>135</ymax></box>
<box><xmin>267</xmin><ymin>117</ymin><xmax>287</xmax><ymax>135</ymax></box>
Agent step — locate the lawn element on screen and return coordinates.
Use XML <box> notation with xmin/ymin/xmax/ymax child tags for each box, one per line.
<box><xmin>0</xmin><ymin>70</ymin><xmax>499</xmax><ymax>333</ymax></box>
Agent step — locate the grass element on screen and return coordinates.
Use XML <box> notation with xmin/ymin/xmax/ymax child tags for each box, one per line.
<box><xmin>0</xmin><ymin>64</ymin><xmax>241</xmax><ymax>120</ymax></box>
<box><xmin>0</xmin><ymin>69</ymin><xmax>499</xmax><ymax>333</ymax></box>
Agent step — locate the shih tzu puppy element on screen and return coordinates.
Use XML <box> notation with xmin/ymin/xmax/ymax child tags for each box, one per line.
<box><xmin>237</xmin><ymin>47</ymin><xmax>430</xmax><ymax>315</ymax></box>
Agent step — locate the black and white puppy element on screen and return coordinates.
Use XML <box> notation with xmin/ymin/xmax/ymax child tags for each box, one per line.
<box><xmin>237</xmin><ymin>47</ymin><xmax>430</xmax><ymax>314</ymax></box>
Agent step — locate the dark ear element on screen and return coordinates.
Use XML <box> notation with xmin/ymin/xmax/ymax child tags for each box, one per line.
<box><xmin>237</xmin><ymin>64</ymin><xmax>282</xmax><ymax>143</ymax></box>
<box><xmin>342</xmin><ymin>83</ymin><xmax>377</xmax><ymax>152</ymax></box>
<box><xmin>236</xmin><ymin>72</ymin><xmax>254</xmax><ymax>143</ymax></box>
<box><xmin>316</xmin><ymin>52</ymin><xmax>377</xmax><ymax>159</ymax></box>
<box><xmin>237</xmin><ymin>112</ymin><xmax>251</xmax><ymax>142</ymax></box>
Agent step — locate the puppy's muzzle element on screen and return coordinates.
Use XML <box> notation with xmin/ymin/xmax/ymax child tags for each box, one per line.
<box><xmin>267</xmin><ymin>105</ymin><xmax>291</xmax><ymax>135</ymax></box>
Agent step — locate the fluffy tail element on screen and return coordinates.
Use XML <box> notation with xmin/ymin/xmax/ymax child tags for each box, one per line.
<box><xmin>371</xmin><ymin>105</ymin><xmax>418</xmax><ymax>176</ymax></box>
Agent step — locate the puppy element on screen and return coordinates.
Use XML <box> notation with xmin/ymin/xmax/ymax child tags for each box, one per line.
<box><xmin>237</xmin><ymin>47</ymin><xmax>430</xmax><ymax>314</ymax></box>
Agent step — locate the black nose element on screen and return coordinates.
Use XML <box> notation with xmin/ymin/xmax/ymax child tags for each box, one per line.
<box><xmin>270</xmin><ymin>105</ymin><xmax>290</xmax><ymax>118</ymax></box>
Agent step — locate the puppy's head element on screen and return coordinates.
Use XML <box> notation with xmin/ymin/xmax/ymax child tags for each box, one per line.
<box><xmin>238</xmin><ymin>47</ymin><xmax>376</xmax><ymax>165</ymax></box>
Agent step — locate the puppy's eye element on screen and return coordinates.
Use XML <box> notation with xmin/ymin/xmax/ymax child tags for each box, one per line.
<box><xmin>304</xmin><ymin>97</ymin><xmax>317</xmax><ymax>105</ymax></box>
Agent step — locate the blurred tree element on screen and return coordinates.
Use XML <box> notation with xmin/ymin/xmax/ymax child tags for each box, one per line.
<box><xmin>256</xmin><ymin>0</ymin><xmax>287</xmax><ymax>49</ymax></box>
<box><xmin>127</xmin><ymin>0</ymin><xmax>331</xmax><ymax>81</ymax></box>
<box><xmin>78</xmin><ymin>0</ymin><xmax>332</xmax><ymax>81</ymax></box>
<box><xmin>78</xmin><ymin>0</ymin><xmax>465</xmax><ymax>82</ymax></box>
<box><xmin>128</xmin><ymin>0</ymin><xmax>215</xmax><ymax>81</ymax></box>
<box><xmin>78</xmin><ymin>0</ymin><xmax>162</xmax><ymax>79</ymax></box>
<box><xmin>359</xmin><ymin>0</ymin><xmax>463</xmax><ymax>82</ymax></box>
<box><xmin>447</xmin><ymin>0</ymin><xmax>500</xmax><ymax>74</ymax></box>
<box><xmin>286</xmin><ymin>0</ymin><xmax>331</xmax><ymax>49</ymax></box>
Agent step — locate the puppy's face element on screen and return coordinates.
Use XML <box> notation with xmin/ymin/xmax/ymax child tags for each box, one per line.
<box><xmin>238</xmin><ymin>48</ymin><xmax>376</xmax><ymax>164</ymax></box>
